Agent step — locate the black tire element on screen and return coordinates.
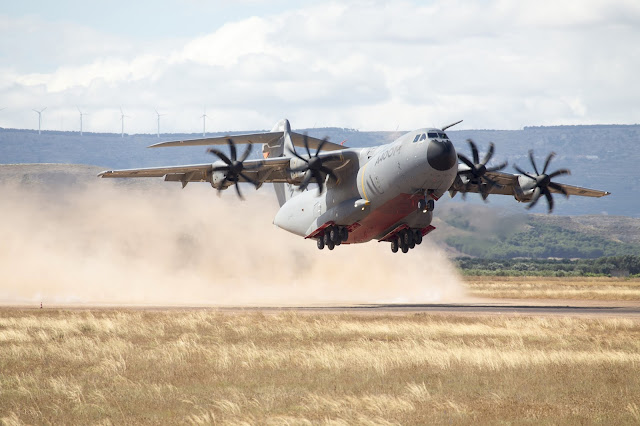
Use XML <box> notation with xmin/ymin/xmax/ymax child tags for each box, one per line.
<box><xmin>409</xmin><ymin>240</ymin><xmax>415</xmax><ymax>249</ymax></box>
<box><xmin>327</xmin><ymin>241</ymin><xmax>335</xmax><ymax>251</ymax></box>
<box><xmin>390</xmin><ymin>239</ymin><xmax>398</xmax><ymax>253</ymax></box>
<box><xmin>427</xmin><ymin>199</ymin><xmax>435</xmax><ymax>211</ymax></box>
<box><xmin>323</xmin><ymin>233</ymin><xmax>330</xmax><ymax>246</ymax></box>
<box><xmin>335</xmin><ymin>238</ymin><xmax>342</xmax><ymax>246</ymax></box>
<box><xmin>417</xmin><ymin>199</ymin><xmax>427</xmax><ymax>212</ymax></box>
<box><xmin>317</xmin><ymin>238</ymin><xmax>325</xmax><ymax>250</ymax></box>
<box><xmin>329</xmin><ymin>226</ymin><xmax>339</xmax><ymax>242</ymax></box>
<box><xmin>402</xmin><ymin>230</ymin><xmax>410</xmax><ymax>246</ymax></box>
<box><xmin>414</xmin><ymin>231</ymin><xmax>423</xmax><ymax>245</ymax></box>
<box><xmin>340</xmin><ymin>227</ymin><xmax>349</xmax><ymax>242</ymax></box>
<box><xmin>401</xmin><ymin>243</ymin><xmax>409</xmax><ymax>253</ymax></box>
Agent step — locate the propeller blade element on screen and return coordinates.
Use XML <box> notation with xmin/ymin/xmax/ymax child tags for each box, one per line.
<box><xmin>481</xmin><ymin>142</ymin><xmax>495</xmax><ymax>166</ymax></box>
<box><xmin>319</xmin><ymin>165</ymin><xmax>338</xmax><ymax>182</ymax></box>
<box><xmin>514</xmin><ymin>165</ymin><xmax>536</xmax><ymax>180</ymax></box>
<box><xmin>544</xmin><ymin>189</ymin><xmax>554</xmax><ymax>213</ymax></box>
<box><xmin>542</xmin><ymin>152</ymin><xmax>556</xmax><ymax>175</ymax></box>
<box><xmin>226</xmin><ymin>138</ymin><xmax>237</xmax><ymax>161</ymax></box>
<box><xmin>208</xmin><ymin>149</ymin><xmax>232</xmax><ymax>165</ymax></box>
<box><xmin>483</xmin><ymin>176</ymin><xmax>503</xmax><ymax>188</ymax></box>
<box><xmin>234</xmin><ymin>182</ymin><xmax>244</xmax><ymax>200</ymax></box>
<box><xmin>287</xmin><ymin>146</ymin><xmax>309</xmax><ymax>163</ymax></box>
<box><xmin>239</xmin><ymin>143</ymin><xmax>253</xmax><ymax>162</ymax></box>
<box><xmin>457</xmin><ymin>153</ymin><xmax>475</xmax><ymax>170</ymax></box>
<box><xmin>468</xmin><ymin>140</ymin><xmax>479</xmax><ymax>164</ymax></box>
<box><xmin>239</xmin><ymin>172</ymin><xmax>259</xmax><ymax>188</ymax></box>
<box><xmin>316</xmin><ymin>137</ymin><xmax>329</xmax><ymax>155</ymax></box>
<box><xmin>486</xmin><ymin>161</ymin><xmax>508</xmax><ymax>172</ymax></box>
<box><xmin>529</xmin><ymin>150</ymin><xmax>540</xmax><ymax>175</ymax></box>
<box><xmin>299</xmin><ymin>170</ymin><xmax>313</xmax><ymax>191</ymax></box>
<box><xmin>548</xmin><ymin>168</ymin><xmax>571</xmax><ymax>179</ymax></box>
<box><xmin>548</xmin><ymin>182</ymin><xmax>570</xmax><ymax>198</ymax></box>
<box><xmin>312</xmin><ymin>170</ymin><xmax>324</xmax><ymax>194</ymax></box>
<box><xmin>303</xmin><ymin>134</ymin><xmax>312</xmax><ymax>158</ymax></box>
<box><xmin>527</xmin><ymin>187</ymin><xmax>542</xmax><ymax>209</ymax></box>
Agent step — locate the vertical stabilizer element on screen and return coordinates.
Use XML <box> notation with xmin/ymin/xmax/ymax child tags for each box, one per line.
<box><xmin>266</xmin><ymin>119</ymin><xmax>297</xmax><ymax>207</ymax></box>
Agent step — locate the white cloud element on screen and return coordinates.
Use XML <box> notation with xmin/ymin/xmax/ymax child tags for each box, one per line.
<box><xmin>1</xmin><ymin>0</ymin><xmax>639</xmax><ymax>133</ymax></box>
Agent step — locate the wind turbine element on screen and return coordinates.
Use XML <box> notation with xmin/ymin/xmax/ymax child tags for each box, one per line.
<box><xmin>33</xmin><ymin>107</ymin><xmax>47</xmax><ymax>135</ymax></box>
<box><xmin>77</xmin><ymin>106</ymin><xmax>88</xmax><ymax>136</ymax></box>
<box><xmin>154</xmin><ymin>108</ymin><xmax>166</xmax><ymax>138</ymax></box>
<box><xmin>120</xmin><ymin>107</ymin><xmax>130</xmax><ymax>138</ymax></box>
<box><xmin>200</xmin><ymin>108</ymin><xmax>208</xmax><ymax>137</ymax></box>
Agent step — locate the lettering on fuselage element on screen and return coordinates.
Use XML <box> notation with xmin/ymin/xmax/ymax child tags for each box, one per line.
<box><xmin>374</xmin><ymin>145</ymin><xmax>402</xmax><ymax>166</ymax></box>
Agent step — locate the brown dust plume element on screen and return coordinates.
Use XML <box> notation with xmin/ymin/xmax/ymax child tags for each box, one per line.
<box><xmin>0</xmin><ymin>165</ymin><xmax>465</xmax><ymax>306</ymax></box>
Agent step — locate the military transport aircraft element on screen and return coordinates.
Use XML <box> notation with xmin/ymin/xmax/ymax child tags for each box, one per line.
<box><xmin>99</xmin><ymin>119</ymin><xmax>610</xmax><ymax>253</ymax></box>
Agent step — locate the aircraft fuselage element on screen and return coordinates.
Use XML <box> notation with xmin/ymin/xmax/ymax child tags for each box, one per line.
<box><xmin>273</xmin><ymin>128</ymin><xmax>458</xmax><ymax>243</ymax></box>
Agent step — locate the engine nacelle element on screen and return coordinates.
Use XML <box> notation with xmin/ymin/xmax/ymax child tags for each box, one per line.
<box><xmin>512</xmin><ymin>175</ymin><xmax>536</xmax><ymax>202</ymax></box>
<box><xmin>210</xmin><ymin>170</ymin><xmax>231</xmax><ymax>189</ymax></box>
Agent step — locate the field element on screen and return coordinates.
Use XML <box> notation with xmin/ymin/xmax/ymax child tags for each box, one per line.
<box><xmin>465</xmin><ymin>276</ymin><xmax>640</xmax><ymax>300</ymax></box>
<box><xmin>1</xmin><ymin>307</ymin><xmax>640</xmax><ymax>425</ymax></box>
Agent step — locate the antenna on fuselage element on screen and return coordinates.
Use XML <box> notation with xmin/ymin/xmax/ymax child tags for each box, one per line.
<box><xmin>441</xmin><ymin>119</ymin><xmax>463</xmax><ymax>131</ymax></box>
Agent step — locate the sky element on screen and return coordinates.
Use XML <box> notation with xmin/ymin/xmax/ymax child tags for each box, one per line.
<box><xmin>1</xmin><ymin>0</ymin><xmax>639</xmax><ymax>134</ymax></box>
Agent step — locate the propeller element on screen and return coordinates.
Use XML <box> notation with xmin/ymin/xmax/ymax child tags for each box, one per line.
<box><xmin>513</xmin><ymin>150</ymin><xmax>571</xmax><ymax>213</ymax></box>
<box><xmin>288</xmin><ymin>134</ymin><xmax>340</xmax><ymax>194</ymax></box>
<box><xmin>207</xmin><ymin>138</ymin><xmax>261</xmax><ymax>199</ymax></box>
<box><xmin>457</xmin><ymin>139</ymin><xmax>508</xmax><ymax>200</ymax></box>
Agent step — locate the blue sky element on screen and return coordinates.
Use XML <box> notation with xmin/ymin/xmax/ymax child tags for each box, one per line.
<box><xmin>1</xmin><ymin>0</ymin><xmax>639</xmax><ymax>134</ymax></box>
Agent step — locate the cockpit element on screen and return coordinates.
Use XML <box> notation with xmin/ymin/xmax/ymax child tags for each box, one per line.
<box><xmin>412</xmin><ymin>131</ymin><xmax>450</xmax><ymax>143</ymax></box>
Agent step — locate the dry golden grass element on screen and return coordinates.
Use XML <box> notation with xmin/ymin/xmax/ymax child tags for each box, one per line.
<box><xmin>1</xmin><ymin>309</ymin><xmax>639</xmax><ymax>424</ymax></box>
<box><xmin>465</xmin><ymin>276</ymin><xmax>640</xmax><ymax>300</ymax></box>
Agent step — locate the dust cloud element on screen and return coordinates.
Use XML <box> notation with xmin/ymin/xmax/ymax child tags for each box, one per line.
<box><xmin>0</xmin><ymin>170</ymin><xmax>466</xmax><ymax>306</ymax></box>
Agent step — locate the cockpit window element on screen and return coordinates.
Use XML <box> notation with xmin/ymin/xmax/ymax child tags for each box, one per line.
<box><xmin>413</xmin><ymin>134</ymin><xmax>420</xmax><ymax>142</ymax></box>
<box><xmin>428</xmin><ymin>132</ymin><xmax>438</xmax><ymax>139</ymax></box>
<box><xmin>419</xmin><ymin>133</ymin><xmax>427</xmax><ymax>141</ymax></box>
<box><xmin>438</xmin><ymin>132</ymin><xmax>448</xmax><ymax>139</ymax></box>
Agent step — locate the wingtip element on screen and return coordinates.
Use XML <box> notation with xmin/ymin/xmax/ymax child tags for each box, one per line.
<box><xmin>97</xmin><ymin>171</ymin><xmax>111</xmax><ymax>178</ymax></box>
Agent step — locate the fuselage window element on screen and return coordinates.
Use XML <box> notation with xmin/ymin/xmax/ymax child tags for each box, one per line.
<box><xmin>428</xmin><ymin>132</ymin><xmax>438</xmax><ymax>139</ymax></box>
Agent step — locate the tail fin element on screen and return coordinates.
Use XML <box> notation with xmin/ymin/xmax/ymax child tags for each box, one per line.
<box><xmin>264</xmin><ymin>119</ymin><xmax>297</xmax><ymax>207</ymax></box>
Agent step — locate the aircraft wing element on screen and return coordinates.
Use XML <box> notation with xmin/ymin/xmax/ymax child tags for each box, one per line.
<box><xmin>452</xmin><ymin>169</ymin><xmax>610</xmax><ymax>198</ymax></box>
<box><xmin>99</xmin><ymin>157</ymin><xmax>291</xmax><ymax>185</ymax></box>
<box><xmin>149</xmin><ymin>132</ymin><xmax>347</xmax><ymax>151</ymax></box>
<box><xmin>99</xmin><ymin>150</ymin><xmax>352</xmax><ymax>189</ymax></box>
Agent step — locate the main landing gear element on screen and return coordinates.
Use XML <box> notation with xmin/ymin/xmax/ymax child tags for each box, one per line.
<box><xmin>316</xmin><ymin>225</ymin><xmax>349</xmax><ymax>250</ymax></box>
<box><xmin>417</xmin><ymin>198</ymin><xmax>435</xmax><ymax>213</ymax></box>
<box><xmin>390</xmin><ymin>228</ymin><xmax>423</xmax><ymax>254</ymax></box>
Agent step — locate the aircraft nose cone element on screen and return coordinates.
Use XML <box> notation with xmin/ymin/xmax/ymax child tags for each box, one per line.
<box><xmin>427</xmin><ymin>139</ymin><xmax>457</xmax><ymax>171</ymax></box>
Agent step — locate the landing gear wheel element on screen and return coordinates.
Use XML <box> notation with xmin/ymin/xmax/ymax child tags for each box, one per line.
<box><xmin>390</xmin><ymin>239</ymin><xmax>399</xmax><ymax>253</ymax></box>
<box><xmin>409</xmin><ymin>240</ymin><xmax>416</xmax><ymax>249</ymax></box>
<box><xmin>329</xmin><ymin>226</ymin><xmax>339</xmax><ymax>243</ymax></box>
<box><xmin>403</xmin><ymin>230</ymin><xmax>413</xmax><ymax>246</ymax></box>
<box><xmin>401</xmin><ymin>243</ymin><xmax>409</xmax><ymax>254</ymax></box>
<box><xmin>335</xmin><ymin>238</ymin><xmax>342</xmax><ymax>246</ymax></box>
<box><xmin>317</xmin><ymin>238</ymin><xmax>325</xmax><ymax>250</ymax></box>
<box><xmin>426</xmin><ymin>199</ymin><xmax>435</xmax><ymax>211</ymax></box>
<box><xmin>327</xmin><ymin>241</ymin><xmax>335</xmax><ymax>251</ymax></box>
<box><xmin>414</xmin><ymin>230</ymin><xmax>423</xmax><ymax>245</ymax></box>
<box><xmin>340</xmin><ymin>227</ymin><xmax>349</xmax><ymax>242</ymax></box>
<box><xmin>417</xmin><ymin>199</ymin><xmax>427</xmax><ymax>212</ymax></box>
